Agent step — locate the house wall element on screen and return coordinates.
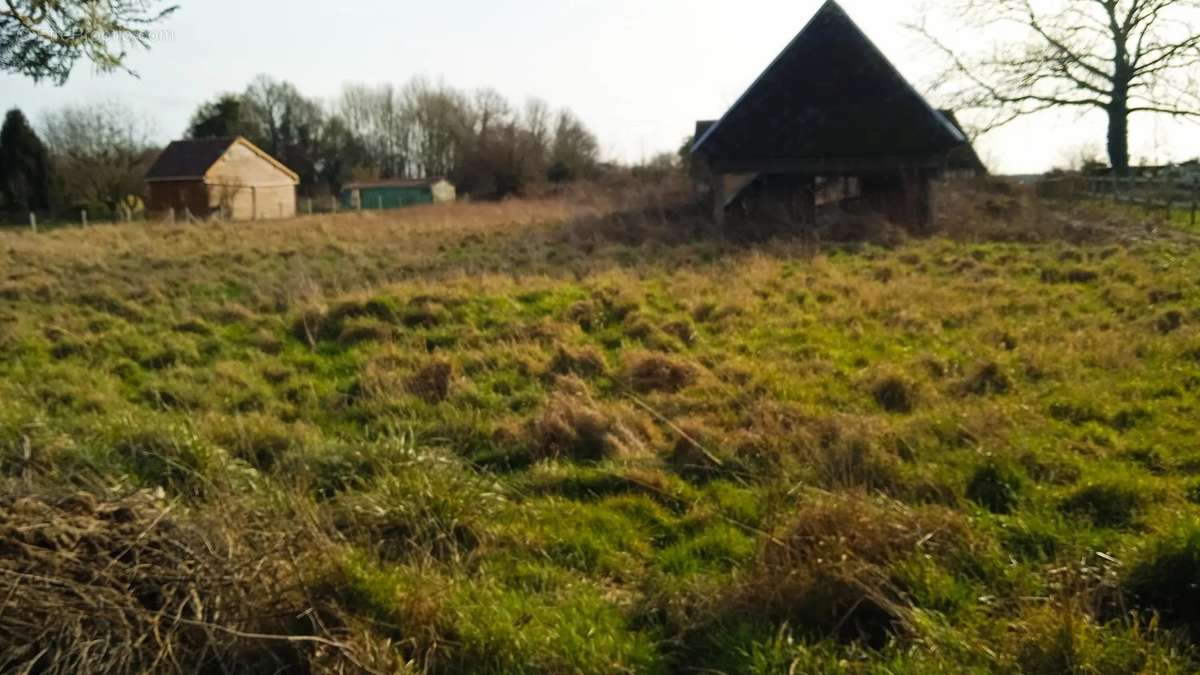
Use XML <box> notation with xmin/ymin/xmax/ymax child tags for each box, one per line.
<box><xmin>431</xmin><ymin>180</ymin><xmax>457</xmax><ymax>203</ymax></box>
<box><xmin>343</xmin><ymin>186</ymin><xmax>435</xmax><ymax>210</ymax></box>
<box><xmin>146</xmin><ymin>180</ymin><xmax>209</xmax><ymax>217</ymax></box>
<box><xmin>205</xmin><ymin>142</ymin><xmax>297</xmax><ymax>221</ymax></box>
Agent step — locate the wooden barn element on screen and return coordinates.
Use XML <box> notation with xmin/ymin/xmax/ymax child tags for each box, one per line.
<box><xmin>145</xmin><ymin>137</ymin><xmax>299</xmax><ymax>221</ymax></box>
<box><xmin>341</xmin><ymin>178</ymin><xmax>456</xmax><ymax>211</ymax></box>
<box><xmin>691</xmin><ymin>0</ymin><xmax>969</xmax><ymax>231</ymax></box>
<box><xmin>939</xmin><ymin>110</ymin><xmax>989</xmax><ymax>180</ymax></box>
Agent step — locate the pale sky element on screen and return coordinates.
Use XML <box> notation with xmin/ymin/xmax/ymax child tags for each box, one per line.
<box><xmin>1</xmin><ymin>0</ymin><xmax>1198</xmax><ymax>174</ymax></box>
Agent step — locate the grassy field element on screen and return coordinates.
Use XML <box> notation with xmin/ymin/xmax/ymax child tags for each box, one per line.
<box><xmin>3</xmin><ymin>184</ymin><xmax>1200</xmax><ymax>673</ymax></box>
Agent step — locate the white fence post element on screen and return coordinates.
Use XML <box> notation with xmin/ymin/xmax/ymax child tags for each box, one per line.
<box><xmin>81</xmin><ymin>209</ymin><xmax>88</xmax><ymax>227</ymax></box>
<box><xmin>29</xmin><ymin>212</ymin><xmax>37</xmax><ymax>233</ymax></box>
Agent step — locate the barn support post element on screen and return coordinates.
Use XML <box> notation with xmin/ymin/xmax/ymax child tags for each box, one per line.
<box><xmin>251</xmin><ymin>186</ymin><xmax>258</xmax><ymax>221</ymax></box>
<box><xmin>926</xmin><ymin>171</ymin><xmax>939</xmax><ymax>229</ymax></box>
<box><xmin>710</xmin><ymin>173</ymin><xmax>727</xmax><ymax>227</ymax></box>
<box><xmin>914</xmin><ymin>169</ymin><xmax>936</xmax><ymax>233</ymax></box>
<box><xmin>796</xmin><ymin>175</ymin><xmax>817</xmax><ymax>224</ymax></box>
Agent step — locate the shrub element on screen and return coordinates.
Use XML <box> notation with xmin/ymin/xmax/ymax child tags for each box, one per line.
<box><xmin>1124</xmin><ymin>523</ymin><xmax>1200</xmax><ymax>641</ymax></box>
<box><xmin>333</xmin><ymin>452</ymin><xmax>505</xmax><ymax>563</ymax></box>
<box><xmin>548</xmin><ymin>345</ymin><xmax>607</xmax><ymax>379</ymax></box>
<box><xmin>871</xmin><ymin>373</ymin><xmax>919</xmax><ymax>413</ymax></box>
<box><xmin>104</xmin><ymin>418</ymin><xmax>226</xmax><ymax>499</ymax></box>
<box><xmin>292</xmin><ymin>296</ymin><xmax>403</xmax><ymax>345</ymax></box>
<box><xmin>337</xmin><ymin>316</ymin><xmax>395</xmax><ymax>347</ymax></box>
<box><xmin>567</xmin><ymin>300</ymin><xmax>600</xmax><ymax>330</ymax></box>
<box><xmin>1060</xmin><ymin>481</ymin><xmax>1150</xmax><ymax>529</ymax></box>
<box><xmin>966</xmin><ymin>461</ymin><xmax>1024</xmax><ymax>514</ymax></box>
<box><xmin>1187</xmin><ymin>481</ymin><xmax>1200</xmax><ymax>505</ymax></box>
<box><xmin>666</xmin><ymin>419</ymin><xmax>741</xmax><ymax>483</ymax></box>
<box><xmin>406</xmin><ymin>360</ymin><xmax>454</xmax><ymax>404</ymax></box>
<box><xmin>530</xmin><ymin>391</ymin><xmax>654</xmax><ymax>462</ymax></box>
<box><xmin>810</xmin><ymin>431</ymin><xmax>901</xmax><ymax>493</ymax></box>
<box><xmin>962</xmin><ymin>361</ymin><xmax>1013</xmax><ymax>396</ymax></box>
<box><xmin>1020</xmin><ymin>452</ymin><xmax>1082</xmax><ymax>486</ymax></box>
<box><xmin>1157</xmin><ymin>311</ymin><xmax>1184</xmax><ymax>335</ymax></box>
<box><xmin>401</xmin><ymin>299</ymin><xmax>449</xmax><ymax>328</ymax></box>
<box><xmin>202</xmin><ymin>413</ymin><xmax>313</xmax><ymax>470</ymax></box>
<box><xmin>622</xmin><ymin>352</ymin><xmax>698</xmax><ymax>393</ymax></box>
<box><xmin>1012</xmin><ymin>604</ymin><xmax>1184</xmax><ymax>675</ymax></box>
<box><xmin>1041</xmin><ymin>268</ymin><xmax>1099</xmax><ymax>284</ymax></box>
<box><xmin>725</xmin><ymin>493</ymin><xmax>977</xmax><ymax>647</ymax></box>
<box><xmin>661</xmin><ymin>320</ymin><xmax>698</xmax><ymax>346</ymax></box>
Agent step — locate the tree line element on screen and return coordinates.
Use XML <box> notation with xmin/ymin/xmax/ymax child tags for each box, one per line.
<box><xmin>0</xmin><ymin>74</ymin><xmax>602</xmax><ymax>217</ymax></box>
<box><xmin>187</xmin><ymin>75</ymin><xmax>601</xmax><ymax>201</ymax></box>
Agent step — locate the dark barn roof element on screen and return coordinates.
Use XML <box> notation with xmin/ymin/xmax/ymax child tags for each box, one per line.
<box><xmin>145</xmin><ymin>136</ymin><xmax>299</xmax><ymax>183</ymax></box>
<box><xmin>938</xmin><ymin>110</ymin><xmax>989</xmax><ymax>175</ymax></box>
<box><xmin>693</xmin><ymin>0</ymin><xmax>964</xmax><ymax>164</ymax></box>
<box><xmin>145</xmin><ymin>138</ymin><xmax>237</xmax><ymax>181</ymax></box>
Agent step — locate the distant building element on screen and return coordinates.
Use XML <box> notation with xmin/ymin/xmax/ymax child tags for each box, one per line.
<box><xmin>341</xmin><ymin>178</ymin><xmax>456</xmax><ymax>211</ymax></box>
<box><xmin>145</xmin><ymin>137</ymin><xmax>299</xmax><ymax>221</ymax></box>
<box><xmin>690</xmin><ymin>0</ymin><xmax>969</xmax><ymax>231</ymax></box>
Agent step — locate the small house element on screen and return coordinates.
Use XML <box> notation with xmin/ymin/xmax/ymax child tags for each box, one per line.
<box><xmin>691</xmin><ymin>0</ymin><xmax>968</xmax><ymax>231</ymax></box>
<box><xmin>341</xmin><ymin>179</ymin><xmax>456</xmax><ymax>211</ymax></box>
<box><xmin>145</xmin><ymin>137</ymin><xmax>299</xmax><ymax>221</ymax></box>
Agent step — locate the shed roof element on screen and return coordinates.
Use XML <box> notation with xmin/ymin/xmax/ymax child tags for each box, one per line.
<box><xmin>693</xmin><ymin>0</ymin><xmax>964</xmax><ymax>163</ymax></box>
<box><xmin>145</xmin><ymin>136</ymin><xmax>299</xmax><ymax>183</ymax></box>
<box><xmin>342</xmin><ymin>178</ymin><xmax>450</xmax><ymax>191</ymax></box>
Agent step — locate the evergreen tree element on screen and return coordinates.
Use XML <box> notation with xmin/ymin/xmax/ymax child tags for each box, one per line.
<box><xmin>187</xmin><ymin>95</ymin><xmax>248</xmax><ymax>139</ymax></box>
<box><xmin>0</xmin><ymin>108</ymin><xmax>54</xmax><ymax>212</ymax></box>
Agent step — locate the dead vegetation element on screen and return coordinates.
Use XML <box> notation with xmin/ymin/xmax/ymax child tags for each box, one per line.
<box><xmin>530</xmin><ymin>386</ymin><xmax>658</xmax><ymax>462</ymax></box>
<box><xmin>0</xmin><ymin>488</ymin><xmax>400</xmax><ymax>674</ymax></box>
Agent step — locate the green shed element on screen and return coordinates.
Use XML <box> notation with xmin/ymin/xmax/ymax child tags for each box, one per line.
<box><xmin>341</xmin><ymin>178</ymin><xmax>457</xmax><ymax>210</ymax></box>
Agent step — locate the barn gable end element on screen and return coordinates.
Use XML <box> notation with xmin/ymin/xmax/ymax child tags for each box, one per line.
<box><xmin>691</xmin><ymin>0</ymin><xmax>969</xmax><ymax>230</ymax></box>
<box><xmin>693</xmin><ymin>0</ymin><xmax>963</xmax><ymax>169</ymax></box>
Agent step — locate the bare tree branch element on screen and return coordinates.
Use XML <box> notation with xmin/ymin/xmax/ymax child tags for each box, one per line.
<box><xmin>912</xmin><ymin>0</ymin><xmax>1200</xmax><ymax>173</ymax></box>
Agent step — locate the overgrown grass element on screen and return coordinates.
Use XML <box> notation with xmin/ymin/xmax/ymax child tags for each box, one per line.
<box><xmin>2</xmin><ymin>184</ymin><xmax>1200</xmax><ymax>672</ymax></box>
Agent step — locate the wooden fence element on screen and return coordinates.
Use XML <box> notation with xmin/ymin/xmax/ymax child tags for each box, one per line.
<box><xmin>1041</xmin><ymin>174</ymin><xmax>1200</xmax><ymax>226</ymax></box>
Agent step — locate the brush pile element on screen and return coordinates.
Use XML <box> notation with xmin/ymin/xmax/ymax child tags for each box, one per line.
<box><xmin>0</xmin><ymin>488</ymin><xmax>389</xmax><ymax>674</ymax></box>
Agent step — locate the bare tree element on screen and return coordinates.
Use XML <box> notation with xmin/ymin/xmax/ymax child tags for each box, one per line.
<box><xmin>1</xmin><ymin>0</ymin><xmax>177</xmax><ymax>84</ymax></box>
<box><xmin>914</xmin><ymin>0</ymin><xmax>1200</xmax><ymax>173</ymax></box>
<box><xmin>404</xmin><ymin>79</ymin><xmax>473</xmax><ymax>178</ymax></box>
<box><xmin>548</xmin><ymin>108</ymin><xmax>599</xmax><ymax>183</ymax></box>
<box><xmin>339</xmin><ymin>83</ymin><xmax>411</xmax><ymax>178</ymax></box>
<box><xmin>42</xmin><ymin>100</ymin><xmax>158</xmax><ymax>211</ymax></box>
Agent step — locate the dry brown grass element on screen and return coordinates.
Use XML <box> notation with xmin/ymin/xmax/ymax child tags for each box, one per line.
<box><xmin>530</xmin><ymin>383</ymin><xmax>659</xmax><ymax>462</ymax></box>
<box><xmin>723</xmin><ymin>492</ymin><xmax>979</xmax><ymax>646</ymax></box>
<box><xmin>0</xmin><ymin>488</ymin><xmax>401</xmax><ymax>674</ymax></box>
<box><xmin>621</xmin><ymin>351</ymin><xmax>700</xmax><ymax>394</ymax></box>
